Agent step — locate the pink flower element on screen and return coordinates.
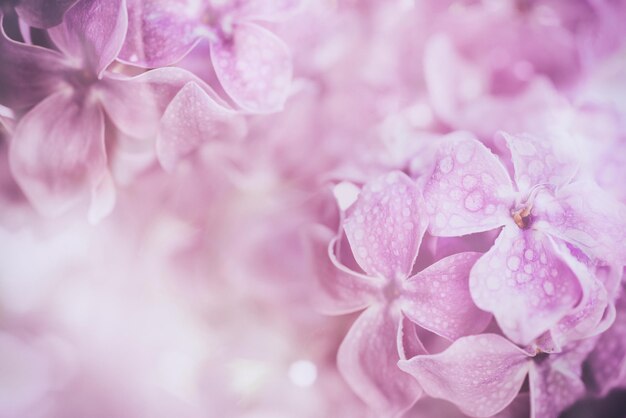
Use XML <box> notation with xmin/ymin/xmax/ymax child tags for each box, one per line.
<box><xmin>0</xmin><ymin>0</ymin><xmax>243</xmax><ymax>219</ymax></box>
<box><xmin>120</xmin><ymin>0</ymin><xmax>298</xmax><ymax>113</ymax></box>
<box><xmin>310</xmin><ymin>171</ymin><xmax>491</xmax><ymax>417</ymax></box>
<box><xmin>399</xmin><ymin>333</ymin><xmax>597</xmax><ymax>418</ymax></box>
<box><xmin>423</xmin><ymin>131</ymin><xmax>626</xmax><ymax>346</ymax></box>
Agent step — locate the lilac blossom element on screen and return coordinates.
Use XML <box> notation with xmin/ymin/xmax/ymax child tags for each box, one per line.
<box><xmin>310</xmin><ymin>171</ymin><xmax>491</xmax><ymax>416</ymax></box>
<box><xmin>0</xmin><ymin>0</ymin><xmax>244</xmax><ymax>219</ymax></box>
<box><xmin>120</xmin><ymin>0</ymin><xmax>297</xmax><ymax>113</ymax></box>
<box><xmin>423</xmin><ymin>131</ymin><xmax>626</xmax><ymax>346</ymax></box>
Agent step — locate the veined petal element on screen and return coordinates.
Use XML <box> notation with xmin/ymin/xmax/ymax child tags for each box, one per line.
<box><xmin>529</xmin><ymin>339</ymin><xmax>597</xmax><ymax>418</ymax></box>
<box><xmin>49</xmin><ymin>0</ymin><xmax>128</xmax><ymax>76</ymax></box>
<box><xmin>307</xmin><ymin>226</ymin><xmax>383</xmax><ymax>315</ymax></box>
<box><xmin>401</xmin><ymin>252</ymin><xmax>491</xmax><ymax>340</ymax></box>
<box><xmin>538</xmin><ymin>180</ymin><xmax>626</xmax><ymax>265</ymax></box>
<box><xmin>399</xmin><ymin>334</ymin><xmax>530</xmax><ymax>418</ymax></box>
<box><xmin>156</xmin><ymin>82</ymin><xmax>246</xmax><ymax>171</ymax></box>
<box><xmin>120</xmin><ymin>0</ymin><xmax>201</xmax><ymax>67</ymax></box>
<box><xmin>0</xmin><ymin>20</ymin><xmax>67</xmax><ymax>109</ymax></box>
<box><xmin>99</xmin><ymin>67</ymin><xmax>226</xmax><ymax>140</ymax></box>
<box><xmin>9</xmin><ymin>91</ymin><xmax>107</xmax><ymax>216</ymax></box>
<box><xmin>343</xmin><ymin>171</ymin><xmax>428</xmax><ymax>280</ymax></box>
<box><xmin>423</xmin><ymin>132</ymin><xmax>514</xmax><ymax>237</ymax></box>
<box><xmin>14</xmin><ymin>0</ymin><xmax>78</xmax><ymax>28</ymax></box>
<box><xmin>338</xmin><ymin>305</ymin><xmax>422</xmax><ymax>418</ymax></box>
<box><xmin>501</xmin><ymin>132</ymin><xmax>577</xmax><ymax>193</ymax></box>
<box><xmin>470</xmin><ymin>227</ymin><xmax>582</xmax><ymax>345</ymax></box>
<box><xmin>210</xmin><ymin>22</ymin><xmax>292</xmax><ymax>113</ymax></box>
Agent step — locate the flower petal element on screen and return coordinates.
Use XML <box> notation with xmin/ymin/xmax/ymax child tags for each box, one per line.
<box><xmin>9</xmin><ymin>91</ymin><xmax>106</xmax><ymax>216</ymax></box>
<box><xmin>423</xmin><ymin>132</ymin><xmax>514</xmax><ymax>237</ymax></box>
<box><xmin>501</xmin><ymin>132</ymin><xmax>577</xmax><ymax>193</ymax></box>
<box><xmin>399</xmin><ymin>334</ymin><xmax>530</xmax><ymax>418</ymax></box>
<box><xmin>343</xmin><ymin>171</ymin><xmax>428</xmax><ymax>279</ymax></box>
<box><xmin>538</xmin><ymin>180</ymin><xmax>626</xmax><ymax>265</ymax></box>
<box><xmin>587</xmin><ymin>295</ymin><xmax>626</xmax><ymax>395</ymax></box>
<box><xmin>99</xmin><ymin>67</ymin><xmax>226</xmax><ymax>140</ymax></box>
<box><xmin>14</xmin><ymin>0</ymin><xmax>78</xmax><ymax>28</ymax></box>
<box><xmin>237</xmin><ymin>0</ymin><xmax>302</xmax><ymax>21</ymax></box>
<box><xmin>338</xmin><ymin>305</ymin><xmax>421</xmax><ymax>417</ymax></box>
<box><xmin>120</xmin><ymin>0</ymin><xmax>201</xmax><ymax>67</ymax></box>
<box><xmin>48</xmin><ymin>0</ymin><xmax>127</xmax><ymax>75</ymax></box>
<box><xmin>0</xmin><ymin>21</ymin><xmax>67</xmax><ymax>109</ymax></box>
<box><xmin>529</xmin><ymin>338</ymin><xmax>596</xmax><ymax>418</ymax></box>
<box><xmin>470</xmin><ymin>227</ymin><xmax>583</xmax><ymax>345</ymax></box>
<box><xmin>397</xmin><ymin>314</ymin><xmax>427</xmax><ymax>361</ymax></box>
<box><xmin>156</xmin><ymin>82</ymin><xmax>246</xmax><ymax>171</ymax></box>
<box><xmin>307</xmin><ymin>225</ymin><xmax>383</xmax><ymax>315</ymax></box>
<box><xmin>210</xmin><ymin>22</ymin><xmax>292</xmax><ymax>113</ymax></box>
<box><xmin>401</xmin><ymin>252</ymin><xmax>492</xmax><ymax>340</ymax></box>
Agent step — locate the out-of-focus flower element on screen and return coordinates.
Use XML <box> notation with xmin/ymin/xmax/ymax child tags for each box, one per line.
<box><xmin>310</xmin><ymin>171</ymin><xmax>491</xmax><ymax>417</ymax></box>
<box><xmin>0</xmin><ymin>0</ymin><xmax>243</xmax><ymax>219</ymax></box>
<box><xmin>121</xmin><ymin>0</ymin><xmax>298</xmax><ymax>112</ymax></box>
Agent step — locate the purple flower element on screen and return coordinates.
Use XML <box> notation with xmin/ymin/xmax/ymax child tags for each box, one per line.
<box><xmin>120</xmin><ymin>0</ymin><xmax>297</xmax><ymax>113</ymax></box>
<box><xmin>309</xmin><ymin>171</ymin><xmax>491</xmax><ymax>417</ymax></box>
<box><xmin>0</xmin><ymin>0</ymin><xmax>244</xmax><ymax>219</ymax></box>
<box><xmin>399</xmin><ymin>333</ymin><xmax>597</xmax><ymax>418</ymax></box>
<box><xmin>423</xmin><ymin>131</ymin><xmax>626</xmax><ymax>346</ymax></box>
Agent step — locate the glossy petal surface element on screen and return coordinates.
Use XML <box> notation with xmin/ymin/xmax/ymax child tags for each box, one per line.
<box><xmin>343</xmin><ymin>171</ymin><xmax>428</xmax><ymax>279</ymax></box>
<box><xmin>402</xmin><ymin>252</ymin><xmax>491</xmax><ymax>340</ymax></box>
<box><xmin>338</xmin><ymin>305</ymin><xmax>421</xmax><ymax>418</ymax></box>
<box><xmin>424</xmin><ymin>132</ymin><xmax>514</xmax><ymax>236</ymax></box>
<box><xmin>470</xmin><ymin>227</ymin><xmax>582</xmax><ymax>345</ymax></box>
<box><xmin>9</xmin><ymin>91</ymin><xmax>106</xmax><ymax>216</ymax></box>
<box><xmin>210</xmin><ymin>23</ymin><xmax>292</xmax><ymax>113</ymax></box>
<box><xmin>399</xmin><ymin>334</ymin><xmax>530</xmax><ymax>418</ymax></box>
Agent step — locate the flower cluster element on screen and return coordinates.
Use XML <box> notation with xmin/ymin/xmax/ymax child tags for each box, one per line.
<box><xmin>1</xmin><ymin>1</ymin><xmax>626</xmax><ymax>418</ymax></box>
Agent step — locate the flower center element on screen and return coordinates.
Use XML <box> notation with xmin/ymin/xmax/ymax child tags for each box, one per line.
<box><xmin>512</xmin><ymin>205</ymin><xmax>532</xmax><ymax>229</ymax></box>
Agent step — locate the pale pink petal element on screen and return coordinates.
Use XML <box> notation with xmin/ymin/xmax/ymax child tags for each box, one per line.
<box><xmin>0</xmin><ymin>22</ymin><xmax>67</xmax><ymax>109</ymax></box>
<box><xmin>48</xmin><ymin>0</ymin><xmax>127</xmax><ymax>75</ymax></box>
<box><xmin>529</xmin><ymin>339</ymin><xmax>597</xmax><ymax>418</ymax></box>
<box><xmin>399</xmin><ymin>334</ymin><xmax>530</xmax><ymax>418</ymax></box>
<box><xmin>120</xmin><ymin>0</ymin><xmax>201</xmax><ymax>67</ymax></box>
<box><xmin>401</xmin><ymin>252</ymin><xmax>491</xmax><ymax>340</ymax></box>
<box><xmin>307</xmin><ymin>226</ymin><xmax>383</xmax><ymax>315</ymax></box>
<box><xmin>99</xmin><ymin>68</ymin><xmax>226</xmax><ymax>140</ymax></box>
<box><xmin>493</xmin><ymin>394</ymin><xmax>530</xmax><ymax>418</ymax></box>
<box><xmin>88</xmin><ymin>171</ymin><xmax>116</xmax><ymax>224</ymax></box>
<box><xmin>587</xmin><ymin>296</ymin><xmax>626</xmax><ymax>395</ymax></box>
<box><xmin>343</xmin><ymin>171</ymin><xmax>428</xmax><ymax>279</ymax></box>
<box><xmin>9</xmin><ymin>91</ymin><xmax>106</xmax><ymax>216</ymax></box>
<box><xmin>397</xmin><ymin>314</ymin><xmax>427</xmax><ymax>361</ymax></box>
<box><xmin>156</xmin><ymin>82</ymin><xmax>246</xmax><ymax>171</ymax></box>
<box><xmin>470</xmin><ymin>227</ymin><xmax>583</xmax><ymax>345</ymax></box>
<box><xmin>338</xmin><ymin>305</ymin><xmax>421</xmax><ymax>417</ymax></box>
<box><xmin>14</xmin><ymin>0</ymin><xmax>77</xmax><ymax>28</ymax></box>
<box><xmin>501</xmin><ymin>132</ymin><xmax>577</xmax><ymax>193</ymax></box>
<box><xmin>210</xmin><ymin>22</ymin><xmax>292</xmax><ymax>113</ymax></box>
<box><xmin>423</xmin><ymin>132</ymin><xmax>515</xmax><ymax>237</ymax></box>
<box><xmin>537</xmin><ymin>180</ymin><xmax>626</xmax><ymax>265</ymax></box>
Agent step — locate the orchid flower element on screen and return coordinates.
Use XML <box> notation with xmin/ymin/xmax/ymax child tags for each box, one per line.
<box><xmin>120</xmin><ymin>0</ymin><xmax>298</xmax><ymax>113</ymax></box>
<box><xmin>0</xmin><ymin>0</ymin><xmax>244</xmax><ymax>219</ymax></box>
<box><xmin>0</xmin><ymin>0</ymin><xmax>77</xmax><ymax>28</ymax></box>
<box><xmin>310</xmin><ymin>171</ymin><xmax>491</xmax><ymax>417</ymax></box>
<box><xmin>399</xmin><ymin>333</ymin><xmax>597</xmax><ymax>418</ymax></box>
<box><xmin>423</xmin><ymin>131</ymin><xmax>626</xmax><ymax>346</ymax></box>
